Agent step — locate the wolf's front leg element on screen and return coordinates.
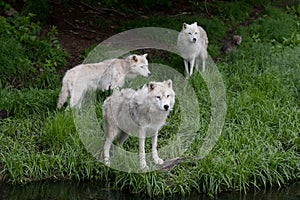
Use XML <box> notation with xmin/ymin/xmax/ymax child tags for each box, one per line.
<box><xmin>103</xmin><ymin>138</ymin><xmax>112</xmax><ymax>166</ymax></box>
<box><xmin>152</xmin><ymin>133</ymin><xmax>163</xmax><ymax>165</ymax></box>
<box><xmin>189</xmin><ymin>58</ymin><xmax>195</xmax><ymax>77</ymax></box>
<box><xmin>184</xmin><ymin>60</ymin><xmax>190</xmax><ymax>79</ymax></box>
<box><xmin>103</xmin><ymin>126</ymin><xmax>118</xmax><ymax>167</ymax></box>
<box><xmin>202</xmin><ymin>59</ymin><xmax>206</xmax><ymax>72</ymax></box>
<box><xmin>139</xmin><ymin>129</ymin><xmax>149</xmax><ymax>169</ymax></box>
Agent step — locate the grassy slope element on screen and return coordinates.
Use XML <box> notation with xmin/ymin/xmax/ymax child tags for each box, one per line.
<box><xmin>0</xmin><ymin>1</ymin><xmax>299</xmax><ymax>197</ymax></box>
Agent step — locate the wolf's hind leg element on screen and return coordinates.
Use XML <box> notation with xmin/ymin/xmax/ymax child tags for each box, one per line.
<box><xmin>201</xmin><ymin>50</ymin><xmax>207</xmax><ymax>72</ymax></box>
<box><xmin>118</xmin><ymin>132</ymin><xmax>129</xmax><ymax>145</ymax></box>
<box><xmin>57</xmin><ymin>81</ymin><xmax>69</xmax><ymax>109</ymax></box>
<box><xmin>195</xmin><ymin>58</ymin><xmax>200</xmax><ymax>72</ymax></box>
<box><xmin>70</xmin><ymin>87</ymin><xmax>85</xmax><ymax>108</ymax></box>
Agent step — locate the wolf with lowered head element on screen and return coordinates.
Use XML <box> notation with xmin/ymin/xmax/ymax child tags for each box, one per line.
<box><xmin>57</xmin><ymin>54</ymin><xmax>150</xmax><ymax>109</ymax></box>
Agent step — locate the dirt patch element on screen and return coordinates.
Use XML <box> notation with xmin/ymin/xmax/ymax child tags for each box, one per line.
<box><xmin>46</xmin><ymin>1</ymin><xmax>115</xmax><ymax>69</ymax></box>
<box><xmin>44</xmin><ymin>1</ymin><xmax>193</xmax><ymax>70</ymax></box>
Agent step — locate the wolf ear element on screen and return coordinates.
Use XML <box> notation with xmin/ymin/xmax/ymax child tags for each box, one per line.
<box><xmin>132</xmin><ymin>55</ymin><xmax>138</xmax><ymax>62</ymax></box>
<box><xmin>143</xmin><ymin>53</ymin><xmax>148</xmax><ymax>58</ymax></box>
<box><xmin>148</xmin><ymin>82</ymin><xmax>155</xmax><ymax>91</ymax></box>
<box><xmin>193</xmin><ymin>22</ymin><xmax>198</xmax><ymax>26</ymax></box>
<box><xmin>165</xmin><ymin>79</ymin><xmax>172</xmax><ymax>88</ymax></box>
<box><xmin>183</xmin><ymin>23</ymin><xmax>187</xmax><ymax>29</ymax></box>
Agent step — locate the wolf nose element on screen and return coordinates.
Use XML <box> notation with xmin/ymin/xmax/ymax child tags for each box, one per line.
<box><xmin>164</xmin><ymin>105</ymin><xmax>169</xmax><ymax>111</ymax></box>
<box><xmin>148</xmin><ymin>72</ymin><xmax>151</xmax><ymax>76</ymax></box>
<box><xmin>193</xmin><ymin>38</ymin><xmax>197</xmax><ymax>42</ymax></box>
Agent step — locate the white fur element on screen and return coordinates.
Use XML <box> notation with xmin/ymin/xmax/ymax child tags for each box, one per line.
<box><xmin>102</xmin><ymin>80</ymin><xmax>175</xmax><ymax>169</ymax></box>
<box><xmin>57</xmin><ymin>54</ymin><xmax>150</xmax><ymax>109</ymax></box>
<box><xmin>177</xmin><ymin>22</ymin><xmax>208</xmax><ymax>77</ymax></box>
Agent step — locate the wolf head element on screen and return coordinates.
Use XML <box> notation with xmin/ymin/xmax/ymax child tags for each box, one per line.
<box><xmin>147</xmin><ymin>80</ymin><xmax>175</xmax><ymax>112</ymax></box>
<box><xmin>182</xmin><ymin>22</ymin><xmax>200</xmax><ymax>43</ymax></box>
<box><xmin>127</xmin><ymin>54</ymin><xmax>151</xmax><ymax>77</ymax></box>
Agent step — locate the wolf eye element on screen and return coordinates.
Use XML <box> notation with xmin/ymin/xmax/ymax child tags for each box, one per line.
<box><xmin>167</xmin><ymin>95</ymin><xmax>170</xmax><ymax>98</ymax></box>
<box><xmin>195</xmin><ymin>32</ymin><xmax>198</xmax><ymax>34</ymax></box>
<box><xmin>156</xmin><ymin>96</ymin><xmax>161</xmax><ymax>99</ymax></box>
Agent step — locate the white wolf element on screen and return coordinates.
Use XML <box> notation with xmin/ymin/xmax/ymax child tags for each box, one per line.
<box><xmin>102</xmin><ymin>80</ymin><xmax>175</xmax><ymax>169</ymax></box>
<box><xmin>57</xmin><ymin>54</ymin><xmax>150</xmax><ymax>109</ymax></box>
<box><xmin>177</xmin><ymin>22</ymin><xmax>208</xmax><ymax>77</ymax></box>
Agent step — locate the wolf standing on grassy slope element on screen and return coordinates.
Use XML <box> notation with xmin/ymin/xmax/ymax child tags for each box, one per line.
<box><xmin>57</xmin><ymin>54</ymin><xmax>150</xmax><ymax>109</ymax></box>
<box><xmin>103</xmin><ymin>80</ymin><xmax>175</xmax><ymax>169</ymax></box>
<box><xmin>177</xmin><ymin>22</ymin><xmax>208</xmax><ymax>78</ymax></box>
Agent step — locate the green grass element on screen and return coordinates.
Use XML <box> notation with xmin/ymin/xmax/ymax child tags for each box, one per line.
<box><xmin>0</xmin><ymin>1</ymin><xmax>299</xmax><ymax>198</ymax></box>
<box><xmin>0</xmin><ymin>13</ymin><xmax>66</xmax><ymax>88</ymax></box>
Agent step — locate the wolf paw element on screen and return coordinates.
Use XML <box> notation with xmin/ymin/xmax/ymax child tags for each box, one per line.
<box><xmin>154</xmin><ymin>157</ymin><xmax>164</xmax><ymax>165</ymax></box>
<box><xmin>140</xmin><ymin>162</ymin><xmax>149</xmax><ymax>170</ymax></box>
<box><xmin>104</xmin><ymin>158</ymin><xmax>110</xmax><ymax>167</ymax></box>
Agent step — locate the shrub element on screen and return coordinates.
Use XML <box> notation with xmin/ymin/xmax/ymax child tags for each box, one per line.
<box><xmin>22</xmin><ymin>0</ymin><xmax>50</xmax><ymax>22</ymax></box>
<box><xmin>0</xmin><ymin>34</ymin><xmax>33</xmax><ymax>86</ymax></box>
<box><xmin>0</xmin><ymin>13</ymin><xmax>66</xmax><ymax>88</ymax></box>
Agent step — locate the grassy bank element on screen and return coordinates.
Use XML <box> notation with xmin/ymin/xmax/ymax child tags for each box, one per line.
<box><xmin>1</xmin><ymin>1</ymin><xmax>299</xmax><ymax>197</ymax></box>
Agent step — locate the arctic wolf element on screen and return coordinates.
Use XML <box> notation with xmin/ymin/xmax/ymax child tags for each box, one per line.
<box><xmin>57</xmin><ymin>54</ymin><xmax>150</xmax><ymax>109</ymax></box>
<box><xmin>102</xmin><ymin>80</ymin><xmax>175</xmax><ymax>169</ymax></box>
<box><xmin>177</xmin><ymin>22</ymin><xmax>208</xmax><ymax>77</ymax></box>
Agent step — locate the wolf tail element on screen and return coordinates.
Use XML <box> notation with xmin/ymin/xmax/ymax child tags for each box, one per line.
<box><xmin>57</xmin><ymin>78</ymin><xmax>69</xmax><ymax>109</ymax></box>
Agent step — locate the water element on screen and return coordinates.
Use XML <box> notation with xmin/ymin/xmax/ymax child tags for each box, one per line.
<box><xmin>0</xmin><ymin>181</ymin><xmax>299</xmax><ymax>200</ymax></box>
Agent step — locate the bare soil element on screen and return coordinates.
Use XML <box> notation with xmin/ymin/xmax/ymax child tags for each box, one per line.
<box><xmin>45</xmin><ymin>1</ymin><xmax>193</xmax><ymax>70</ymax></box>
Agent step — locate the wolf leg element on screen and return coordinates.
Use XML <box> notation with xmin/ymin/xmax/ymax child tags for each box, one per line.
<box><xmin>202</xmin><ymin>58</ymin><xmax>206</xmax><ymax>72</ymax></box>
<box><xmin>139</xmin><ymin>128</ymin><xmax>148</xmax><ymax>169</ymax></box>
<box><xmin>118</xmin><ymin>132</ymin><xmax>129</xmax><ymax>145</ymax></box>
<box><xmin>57</xmin><ymin>80</ymin><xmax>69</xmax><ymax>109</ymax></box>
<box><xmin>70</xmin><ymin>86</ymin><xmax>85</xmax><ymax>109</ymax></box>
<box><xmin>195</xmin><ymin>58</ymin><xmax>200</xmax><ymax>72</ymax></box>
<box><xmin>152</xmin><ymin>132</ymin><xmax>163</xmax><ymax>165</ymax></box>
<box><xmin>103</xmin><ymin>126</ymin><xmax>119</xmax><ymax>167</ymax></box>
<box><xmin>189</xmin><ymin>57</ymin><xmax>195</xmax><ymax>76</ymax></box>
<box><xmin>103</xmin><ymin>139</ymin><xmax>112</xmax><ymax>166</ymax></box>
<box><xmin>201</xmin><ymin>50</ymin><xmax>207</xmax><ymax>72</ymax></box>
<box><xmin>184</xmin><ymin>60</ymin><xmax>189</xmax><ymax>79</ymax></box>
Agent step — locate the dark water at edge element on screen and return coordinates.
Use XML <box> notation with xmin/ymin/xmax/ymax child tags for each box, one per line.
<box><xmin>0</xmin><ymin>181</ymin><xmax>299</xmax><ymax>200</ymax></box>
